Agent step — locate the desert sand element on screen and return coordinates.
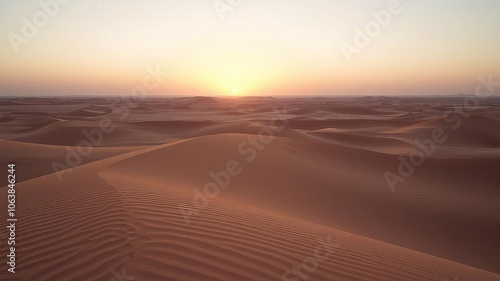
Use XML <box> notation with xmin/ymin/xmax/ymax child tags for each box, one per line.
<box><xmin>1</xmin><ymin>96</ymin><xmax>500</xmax><ymax>281</ymax></box>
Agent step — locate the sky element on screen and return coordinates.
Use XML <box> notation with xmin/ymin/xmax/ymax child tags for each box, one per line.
<box><xmin>0</xmin><ymin>0</ymin><xmax>499</xmax><ymax>97</ymax></box>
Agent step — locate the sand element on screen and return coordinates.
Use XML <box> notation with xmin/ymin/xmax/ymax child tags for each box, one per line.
<box><xmin>0</xmin><ymin>96</ymin><xmax>499</xmax><ymax>281</ymax></box>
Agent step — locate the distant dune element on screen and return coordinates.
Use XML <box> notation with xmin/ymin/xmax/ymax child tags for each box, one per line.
<box><xmin>185</xmin><ymin>96</ymin><xmax>220</xmax><ymax>105</ymax></box>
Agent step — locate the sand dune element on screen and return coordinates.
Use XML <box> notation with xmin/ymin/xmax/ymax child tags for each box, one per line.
<box><xmin>0</xmin><ymin>139</ymin><xmax>142</xmax><ymax>182</ymax></box>
<box><xmin>98</xmin><ymin>133</ymin><xmax>500</xmax><ymax>271</ymax></box>
<box><xmin>1</xmin><ymin>96</ymin><xmax>499</xmax><ymax>280</ymax></box>
<box><xmin>0</xmin><ymin>141</ymin><xmax>498</xmax><ymax>280</ymax></box>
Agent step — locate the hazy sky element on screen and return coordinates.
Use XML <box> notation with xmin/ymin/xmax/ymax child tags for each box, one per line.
<box><xmin>1</xmin><ymin>0</ymin><xmax>499</xmax><ymax>96</ymax></box>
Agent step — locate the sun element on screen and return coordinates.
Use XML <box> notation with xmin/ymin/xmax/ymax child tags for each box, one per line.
<box><xmin>232</xmin><ymin>89</ymin><xmax>239</xmax><ymax>94</ymax></box>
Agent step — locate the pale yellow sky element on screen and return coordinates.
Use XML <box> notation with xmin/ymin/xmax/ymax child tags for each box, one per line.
<box><xmin>0</xmin><ymin>0</ymin><xmax>499</xmax><ymax>96</ymax></box>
